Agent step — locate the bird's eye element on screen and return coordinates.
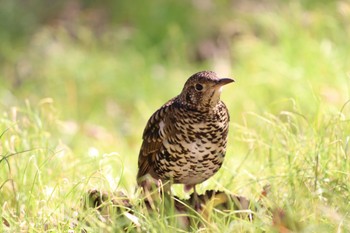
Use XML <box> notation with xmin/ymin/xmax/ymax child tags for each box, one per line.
<box><xmin>195</xmin><ymin>83</ymin><xmax>203</xmax><ymax>91</ymax></box>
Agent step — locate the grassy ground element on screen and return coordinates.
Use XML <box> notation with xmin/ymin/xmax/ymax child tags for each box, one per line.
<box><xmin>1</xmin><ymin>0</ymin><xmax>350</xmax><ymax>232</ymax></box>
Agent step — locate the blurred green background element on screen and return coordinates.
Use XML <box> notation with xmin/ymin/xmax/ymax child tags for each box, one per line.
<box><xmin>1</xmin><ymin>0</ymin><xmax>350</xmax><ymax>193</ymax></box>
<box><xmin>1</xmin><ymin>0</ymin><xmax>350</xmax><ymax>231</ymax></box>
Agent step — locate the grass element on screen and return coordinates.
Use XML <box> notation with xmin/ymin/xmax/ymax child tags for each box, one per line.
<box><xmin>1</xmin><ymin>0</ymin><xmax>350</xmax><ymax>232</ymax></box>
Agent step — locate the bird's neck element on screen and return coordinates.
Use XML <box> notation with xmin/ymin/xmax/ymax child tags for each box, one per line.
<box><xmin>176</xmin><ymin>98</ymin><xmax>220</xmax><ymax>113</ymax></box>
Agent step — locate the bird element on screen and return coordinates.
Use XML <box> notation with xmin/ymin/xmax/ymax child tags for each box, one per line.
<box><xmin>137</xmin><ymin>71</ymin><xmax>234</xmax><ymax>209</ymax></box>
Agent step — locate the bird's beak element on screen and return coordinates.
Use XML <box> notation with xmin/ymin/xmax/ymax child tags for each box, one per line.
<box><xmin>216</xmin><ymin>78</ymin><xmax>235</xmax><ymax>86</ymax></box>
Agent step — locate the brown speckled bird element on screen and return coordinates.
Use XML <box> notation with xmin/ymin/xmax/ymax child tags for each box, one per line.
<box><xmin>137</xmin><ymin>71</ymin><xmax>234</xmax><ymax>207</ymax></box>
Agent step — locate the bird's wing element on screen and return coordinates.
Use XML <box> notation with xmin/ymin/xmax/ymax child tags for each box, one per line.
<box><xmin>137</xmin><ymin>97</ymin><xmax>177</xmax><ymax>182</ymax></box>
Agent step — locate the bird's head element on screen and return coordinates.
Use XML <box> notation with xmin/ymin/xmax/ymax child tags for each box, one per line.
<box><xmin>178</xmin><ymin>71</ymin><xmax>234</xmax><ymax>111</ymax></box>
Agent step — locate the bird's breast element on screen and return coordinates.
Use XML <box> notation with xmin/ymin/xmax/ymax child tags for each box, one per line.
<box><xmin>157</xmin><ymin>109</ymin><xmax>229</xmax><ymax>185</ymax></box>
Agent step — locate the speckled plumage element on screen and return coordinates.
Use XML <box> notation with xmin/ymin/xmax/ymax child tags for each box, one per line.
<box><xmin>137</xmin><ymin>71</ymin><xmax>234</xmax><ymax>194</ymax></box>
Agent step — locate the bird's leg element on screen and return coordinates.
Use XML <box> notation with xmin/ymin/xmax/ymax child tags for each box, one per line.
<box><xmin>158</xmin><ymin>179</ymin><xmax>172</xmax><ymax>196</ymax></box>
<box><xmin>138</xmin><ymin>176</ymin><xmax>161</xmax><ymax>210</ymax></box>
<box><xmin>185</xmin><ymin>184</ymin><xmax>201</xmax><ymax>211</ymax></box>
<box><xmin>192</xmin><ymin>185</ymin><xmax>201</xmax><ymax>211</ymax></box>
